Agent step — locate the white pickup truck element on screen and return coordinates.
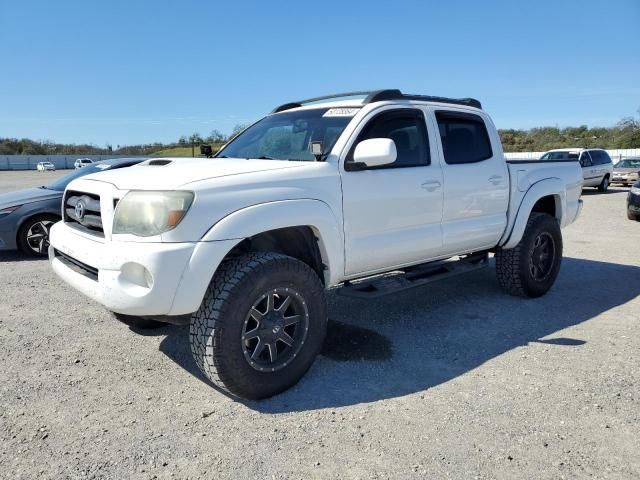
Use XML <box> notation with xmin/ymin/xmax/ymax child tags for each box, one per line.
<box><xmin>49</xmin><ymin>90</ymin><xmax>583</xmax><ymax>399</ymax></box>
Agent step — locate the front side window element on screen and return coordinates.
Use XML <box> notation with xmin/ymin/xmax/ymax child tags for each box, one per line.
<box><xmin>347</xmin><ymin>109</ymin><xmax>430</xmax><ymax>169</ymax></box>
<box><xmin>580</xmin><ymin>152</ymin><xmax>593</xmax><ymax>167</ymax></box>
<box><xmin>435</xmin><ymin>111</ymin><xmax>493</xmax><ymax>164</ymax></box>
<box><xmin>216</xmin><ymin>108</ymin><xmax>355</xmax><ymax>161</ymax></box>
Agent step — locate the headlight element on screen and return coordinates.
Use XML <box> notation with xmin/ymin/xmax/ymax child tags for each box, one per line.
<box><xmin>0</xmin><ymin>205</ymin><xmax>21</xmax><ymax>217</ymax></box>
<box><xmin>113</xmin><ymin>191</ymin><xmax>194</xmax><ymax>237</ymax></box>
<box><xmin>631</xmin><ymin>186</ymin><xmax>640</xmax><ymax>195</ymax></box>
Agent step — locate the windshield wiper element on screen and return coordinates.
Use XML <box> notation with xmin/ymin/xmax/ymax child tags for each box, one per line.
<box><xmin>253</xmin><ymin>155</ymin><xmax>275</xmax><ymax>160</ymax></box>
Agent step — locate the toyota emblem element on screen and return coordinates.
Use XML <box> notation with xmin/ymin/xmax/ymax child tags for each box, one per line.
<box><xmin>75</xmin><ymin>200</ymin><xmax>86</xmax><ymax>220</ymax></box>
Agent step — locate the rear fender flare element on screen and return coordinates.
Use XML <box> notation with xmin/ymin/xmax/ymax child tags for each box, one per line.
<box><xmin>500</xmin><ymin>178</ymin><xmax>565</xmax><ymax>249</ymax></box>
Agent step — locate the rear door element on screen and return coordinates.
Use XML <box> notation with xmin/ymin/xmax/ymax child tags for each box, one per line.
<box><xmin>340</xmin><ymin>108</ymin><xmax>444</xmax><ymax>276</ymax></box>
<box><xmin>430</xmin><ymin>108</ymin><xmax>509</xmax><ymax>255</ymax></box>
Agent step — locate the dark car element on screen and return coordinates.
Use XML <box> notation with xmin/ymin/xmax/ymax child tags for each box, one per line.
<box><xmin>0</xmin><ymin>158</ymin><xmax>146</xmax><ymax>256</ymax></box>
<box><xmin>627</xmin><ymin>180</ymin><xmax>640</xmax><ymax>221</ymax></box>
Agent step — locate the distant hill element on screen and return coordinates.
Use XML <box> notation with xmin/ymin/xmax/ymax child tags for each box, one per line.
<box><xmin>151</xmin><ymin>147</ymin><xmax>197</xmax><ymax>157</ymax></box>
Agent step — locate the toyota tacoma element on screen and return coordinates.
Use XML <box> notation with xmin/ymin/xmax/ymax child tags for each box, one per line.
<box><xmin>49</xmin><ymin>90</ymin><xmax>583</xmax><ymax>399</ymax></box>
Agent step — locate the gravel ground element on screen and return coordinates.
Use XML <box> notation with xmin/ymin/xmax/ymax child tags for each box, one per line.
<box><xmin>1</xmin><ymin>170</ymin><xmax>639</xmax><ymax>479</ymax></box>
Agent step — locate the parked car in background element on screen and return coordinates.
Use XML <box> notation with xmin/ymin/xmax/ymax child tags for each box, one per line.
<box><xmin>612</xmin><ymin>158</ymin><xmax>640</xmax><ymax>187</ymax></box>
<box><xmin>36</xmin><ymin>161</ymin><xmax>56</xmax><ymax>172</ymax></box>
<box><xmin>540</xmin><ymin>148</ymin><xmax>613</xmax><ymax>192</ymax></box>
<box><xmin>627</xmin><ymin>180</ymin><xmax>640</xmax><ymax>221</ymax></box>
<box><xmin>0</xmin><ymin>158</ymin><xmax>146</xmax><ymax>256</ymax></box>
<box><xmin>74</xmin><ymin>158</ymin><xmax>94</xmax><ymax>169</ymax></box>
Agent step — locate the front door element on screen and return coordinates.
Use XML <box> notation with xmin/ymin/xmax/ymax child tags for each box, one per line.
<box><xmin>341</xmin><ymin>108</ymin><xmax>444</xmax><ymax>276</ymax></box>
<box><xmin>580</xmin><ymin>151</ymin><xmax>598</xmax><ymax>186</ymax></box>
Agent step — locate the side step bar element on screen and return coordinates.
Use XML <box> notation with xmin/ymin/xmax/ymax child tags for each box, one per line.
<box><xmin>336</xmin><ymin>252</ymin><xmax>489</xmax><ymax>299</ymax></box>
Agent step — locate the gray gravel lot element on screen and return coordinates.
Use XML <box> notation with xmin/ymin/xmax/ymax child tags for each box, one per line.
<box><xmin>1</xmin><ymin>170</ymin><xmax>639</xmax><ymax>479</ymax></box>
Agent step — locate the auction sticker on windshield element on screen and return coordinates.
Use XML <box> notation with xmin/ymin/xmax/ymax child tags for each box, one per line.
<box><xmin>323</xmin><ymin>108</ymin><xmax>360</xmax><ymax>117</ymax></box>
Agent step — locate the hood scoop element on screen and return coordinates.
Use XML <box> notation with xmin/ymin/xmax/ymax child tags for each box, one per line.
<box><xmin>145</xmin><ymin>159</ymin><xmax>173</xmax><ymax>166</ymax></box>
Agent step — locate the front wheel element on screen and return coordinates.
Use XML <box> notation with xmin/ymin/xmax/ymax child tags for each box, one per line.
<box><xmin>190</xmin><ymin>252</ymin><xmax>327</xmax><ymax>400</ymax></box>
<box><xmin>495</xmin><ymin>213</ymin><xmax>563</xmax><ymax>298</ymax></box>
<box><xmin>17</xmin><ymin>215</ymin><xmax>59</xmax><ymax>256</ymax></box>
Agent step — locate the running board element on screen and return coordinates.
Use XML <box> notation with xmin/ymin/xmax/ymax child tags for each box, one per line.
<box><xmin>336</xmin><ymin>253</ymin><xmax>489</xmax><ymax>299</ymax></box>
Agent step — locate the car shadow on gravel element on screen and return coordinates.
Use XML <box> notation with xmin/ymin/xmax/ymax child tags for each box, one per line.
<box><xmin>582</xmin><ymin>187</ymin><xmax>629</xmax><ymax>195</ymax></box>
<box><xmin>154</xmin><ymin>257</ymin><xmax>640</xmax><ymax>412</ymax></box>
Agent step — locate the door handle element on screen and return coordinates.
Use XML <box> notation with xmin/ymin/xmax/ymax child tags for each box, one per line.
<box><xmin>488</xmin><ymin>175</ymin><xmax>503</xmax><ymax>185</ymax></box>
<box><xmin>421</xmin><ymin>181</ymin><xmax>441</xmax><ymax>192</ymax></box>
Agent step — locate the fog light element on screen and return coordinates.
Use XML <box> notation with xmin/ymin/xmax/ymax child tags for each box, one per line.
<box><xmin>120</xmin><ymin>262</ymin><xmax>154</xmax><ymax>289</ymax></box>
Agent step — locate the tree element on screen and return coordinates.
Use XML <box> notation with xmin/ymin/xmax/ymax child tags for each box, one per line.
<box><xmin>189</xmin><ymin>133</ymin><xmax>203</xmax><ymax>144</ymax></box>
<box><xmin>207</xmin><ymin>129</ymin><xmax>225</xmax><ymax>143</ymax></box>
<box><xmin>228</xmin><ymin>123</ymin><xmax>249</xmax><ymax>141</ymax></box>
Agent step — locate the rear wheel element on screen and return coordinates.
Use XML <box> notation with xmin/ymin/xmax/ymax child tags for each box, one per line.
<box><xmin>17</xmin><ymin>214</ymin><xmax>59</xmax><ymax>256</ymax></box>
<box><xmin>496</xmin><ymin>213</ymin><xmax>563</xmax><ymax>298</ymax></box>
<box><xmin>190</xmin><ymin>252</ymin><xmax>327</xmax><ymax>400</ymax></box>
<box><xmin>597</xmin><ymin>176</ymin><xmax>610</xmax><ymax>192</ymax></box>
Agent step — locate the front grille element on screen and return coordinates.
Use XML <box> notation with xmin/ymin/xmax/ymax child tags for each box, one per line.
<box><xmin>54</xmin><ymin>249</ymin><xmax>99</xmax><ymax>281</ymax></box>
<box><xmin>64</xmin><ymin>190</ymin><xmax>104</xmax><ymax>237</ymax></box>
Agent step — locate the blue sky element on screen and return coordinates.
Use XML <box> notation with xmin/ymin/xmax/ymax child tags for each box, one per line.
<box><xmin>1</xmin><ymin>0</ymin><xmax>639</xmax><ymax>146</ymax></box>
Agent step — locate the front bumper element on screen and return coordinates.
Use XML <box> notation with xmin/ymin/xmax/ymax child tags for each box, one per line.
<box><xmin>0</xmin><ymin>218</ymin><xmax>18</xmax><ymax>251</ymax></box>
<box><xmin>613</xmin><ymin>174</ymin><xmax>639</xmax><ymax>184</ymax></box>
<box><xmin>628</xmin><ymin>190</ymin><xmax>640</xmax><ymax>212</ymax></box>
<box><xmin>49</xmin><ymin>222</ymin><xmax>238</xmax><ymax>316</ymax></box>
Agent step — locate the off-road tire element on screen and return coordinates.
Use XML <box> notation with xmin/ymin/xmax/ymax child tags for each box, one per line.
<box><xmin>597</xmin><ymin>176</ymin><xmax>609</xmax><ymax>192</ymax></box>
<box><xmin>17</xmin><ymin>214</ymin><xmax>59</xmax><ymax>256</ymax></box>
<box><xmin>496</xmin><ymin>213</ymin><xmax>563</xmax><ymax>298</ymax></box>
<box><xmin>190</xmin><ymin>252</ymin><xmax>327</xmax><ymax>400</ymax></box>
<box><xmin>111</xmin><ymin>312</ymin><xmax>166</xmax><ymax>329</ymax></box>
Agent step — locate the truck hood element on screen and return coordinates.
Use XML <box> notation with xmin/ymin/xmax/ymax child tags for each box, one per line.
<box><xmin>0</xmin><ymin>187</ymin><xmax>62</xmax><ymax>210</ymax></box>
<box><xmin>80</xmin><ymin>157</ymin><xmax>308</xmax><ymax>190</ymax></box>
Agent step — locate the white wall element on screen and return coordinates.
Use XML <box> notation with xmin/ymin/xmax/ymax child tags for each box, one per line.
<box><xmin>505</xmin><ymin>149</ymin><xmax>640</xmax><ymax>161</ymax></box>
<box><xmin>0</xmin><ymin>155</ymin><xmax>150</xmax><ymax>170</ymax></box>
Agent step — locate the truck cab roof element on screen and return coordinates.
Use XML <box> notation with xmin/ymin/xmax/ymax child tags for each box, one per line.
<box><xmin>271</xmin><ymin>89</ymin><xmax>482</xmax><ymax>115</ymax></box>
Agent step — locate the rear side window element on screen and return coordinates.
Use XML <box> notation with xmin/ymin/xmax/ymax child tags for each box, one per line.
<box><xmin>436</xmin><ymin>111</ymin><xmax>493</xmax><ymax>164</ymax></box>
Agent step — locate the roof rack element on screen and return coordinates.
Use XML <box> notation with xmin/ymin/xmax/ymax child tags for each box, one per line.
<box><xmin>271</xmin><ymin>89</ymin><xmax>482</xmax><ymax>113</ymax></box>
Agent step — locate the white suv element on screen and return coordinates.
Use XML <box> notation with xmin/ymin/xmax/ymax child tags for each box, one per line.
<box><xmin>541</xmin><ymin>148</ymin><xmax>613</xmax><ymax>192</ymax></box>
<box><xmin>74</xmin><ymin>158</ymin><xmax>94</xmax><ymax>169</ymax></box>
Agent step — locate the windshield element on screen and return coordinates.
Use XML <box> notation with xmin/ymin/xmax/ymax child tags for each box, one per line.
<box><xmin>615</xmin><ymin>159</ymin><xmax>640</xmax><ymax>168</ymax></box>
<box><xmin>46</xmin><ymin>162</ymin><xmax>116</xmax><ymax>191</ymax></box>
<box><xmin>216</xmin><ymin>108</ymin><xmax>357</xmax><ymax>161</ymax></box>
<box><xmin>540</xmin><ymin>151</ymin><xmax>579</xmax><ymax>160</ymax></box>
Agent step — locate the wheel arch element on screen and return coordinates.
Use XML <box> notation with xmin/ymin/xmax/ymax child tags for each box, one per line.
<box><xmin>500</xmin><ymin>178</ymin><xmax>565</xmax><ymax>249</ymax></box>
<box><xmin>199</xmin><ymin>199</ymin><xmax>344</xmax><ymax>286</ymax></box>
<box><xmin>168</xmin><ymin>200</ymin><xmax>343</xmax><ymax>316</ymax></box>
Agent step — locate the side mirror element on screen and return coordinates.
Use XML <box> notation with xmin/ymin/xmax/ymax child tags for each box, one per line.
<box><xmin>353</xmin><ymin>138</ymin><xmax>397</xmax><ymax>168</ymax></box>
